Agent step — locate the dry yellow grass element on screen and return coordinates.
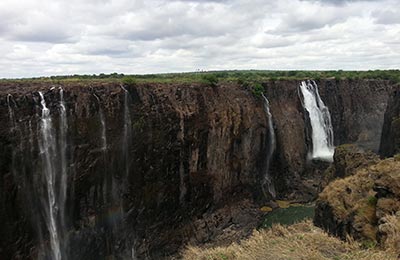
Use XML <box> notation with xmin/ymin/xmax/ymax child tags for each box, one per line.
<box><xmin>182</xmin><ymin>220</ymin><xmax>398</xmax><ymax>260</ymax></box>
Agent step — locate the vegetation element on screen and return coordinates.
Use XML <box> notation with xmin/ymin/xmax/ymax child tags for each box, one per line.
<box><xmin>122</xmin><ymin>76</ymin><xmax>137</xmax><ymax>86</ymax></box>
<box><xmin>1</xmin><ymin>70</ymin><xmax>400</xmax><ymax>84</ymax></box>
<box><xmin>201</xmin><ymin>73</ymin><xmax>219</xmax><ymax>86</ymax></box>
<box><xmin>182</xmin><ymin>220</ymin><xmax>399</xmax><ymax>260</ymax></box>
<box><xmin>251</xmin><ymin>82</ymin><xmax>264</xmax><ymax>97</ymax></box>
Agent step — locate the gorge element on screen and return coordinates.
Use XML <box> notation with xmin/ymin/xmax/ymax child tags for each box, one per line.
<box><xmin>0</xmin><ymin>77</ymin><xmax>396</xmax><ymax>259</ymax></box>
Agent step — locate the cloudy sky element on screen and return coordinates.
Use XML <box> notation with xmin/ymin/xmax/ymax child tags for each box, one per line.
<box><xmin>0</xmin><ymin>0</ymin><xmax>399</xmax><ymax>78</ymax></box>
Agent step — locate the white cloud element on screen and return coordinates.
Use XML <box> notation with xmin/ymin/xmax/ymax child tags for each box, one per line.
<box><xmin>0</xmin><ymin>0</ymin><xmax>398</xmax><ymax>78</ymax></box>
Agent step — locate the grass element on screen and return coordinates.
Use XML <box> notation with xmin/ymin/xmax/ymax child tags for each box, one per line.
<box><xmin>182</xmin><ymin>220</ymin><xmax>399</xmax><ymax>260</ymax></box>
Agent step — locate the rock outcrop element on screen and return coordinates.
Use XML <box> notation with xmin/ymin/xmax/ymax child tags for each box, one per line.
<box><xmin>314</xmin><ymin>155</ymin><xmax>400</xmax><ymax>245</ymax></box>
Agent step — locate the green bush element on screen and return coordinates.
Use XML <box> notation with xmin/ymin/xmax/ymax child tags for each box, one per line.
<box><xmin>201</xmin><ymin>74</ymin><xmax>218</xmax><ymax>86</ymax></box>
<box><xmin>122</xmin><ymin>76</ymin><xmax>136</xmax><ymax>86</ymax></box>
<box><xmin>252</xmin><ymin>83</ymin><xmax>264</xmax><ymax>97</ymax></box>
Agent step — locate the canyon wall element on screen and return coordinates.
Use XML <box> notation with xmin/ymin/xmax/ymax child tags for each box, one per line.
<box><xmin>0</xmin><ymin>79</ymin><xmax>394</xmax><ymax>259</ymax></box>
<box><xmin>380</xmin><ymin>87</ymin><xmax>400</xmax><ymax>157</ymax></box>
<box><xmin>264</xmin><ymin>79</ymin><xmax>391</xmax><ymax>199</ymax></box>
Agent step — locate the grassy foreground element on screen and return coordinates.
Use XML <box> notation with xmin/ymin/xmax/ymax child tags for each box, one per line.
<box><xmin>182</xmin><ymin>220</ymin><xmax>399</xmax><ymax>260</ymax></box>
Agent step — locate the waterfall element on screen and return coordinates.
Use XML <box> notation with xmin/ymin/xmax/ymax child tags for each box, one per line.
<box><xmin>299</xmin><ymin>80</ymin><xmax>334</xmax><ymax>162</ymax></box>
<box><xmin>7</xmin><ymin>94</ymin><xmax>16</xmax><ymax>131</ymax></box>
<box><xmin>121</xmin><ymin>85</ymin><xmax>132</xmax><ymax>177</ymax></box>
<box><xmin>38</xmin><ymin>91</ymin><xmax>62</xmax><ymax>260</ymax></box>
<box><xmin>38</xmin><ymin>91</ymin><xmax>68</xmax><ymax>260</ymax></box>
<box><xmin>94</xmin><ymin>93</ymin><xmax>107</xmax><ymax>151</ymax></box>
<box><xmin>120</xmin><ymin>85</ymin><xmax>135</xmax><ymax>259</ymax></box>
<box><xmin>59</xmin><ymin>88</ymin><xmax>68</xmax><ymax>239</ymax></box>
<box><xmin>261</xmin><ymin>94</ymin><xmax>276</xmax><ymax>198</ymax></box>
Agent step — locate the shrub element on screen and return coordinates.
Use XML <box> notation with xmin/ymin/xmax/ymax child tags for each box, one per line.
<box><xmin>251</xmin><ymin>83</ymin><xmax>264</xmax><ymax>97</ymax></box>
<box><xmin>122</xmin><ymin>76</ymin><xmax>136</xmax><ymax>86</ymax></box>
<box><xmin>201</xmin><ymin>74</ymin><xmax>218</xmax><ymax>86</ymax></box>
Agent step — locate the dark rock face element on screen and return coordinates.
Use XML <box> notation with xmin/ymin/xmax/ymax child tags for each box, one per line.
<box><xmin>0</xmin><ymin>82</ymin><xmax>268</xmax><ymax>259</ymax></box>
<box><xmin>380</xmin><ymin>87</ymin><xmax>400</xmax><ymax>157</ymax></box>
<box><xmin>323</xmin><ymin>144</ymin><xmax>379</xmax><ymax>183</ymax></box>
<box><xmin>317</xmin><ymin>79</ymin><xmax>391</xmax><ymax>152</ymax></box>
<box><xmin>0</xmin><ymin>79</ymin><xmax>394</xmax><ymax>259</ymax></box>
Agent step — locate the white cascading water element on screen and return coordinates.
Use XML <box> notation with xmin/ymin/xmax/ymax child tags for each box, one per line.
<box><xmin>121</xmin><ymin>85</ymin><xmax>132</xmax><ymax>176</ymax></box>
<box><xmin>59</xmin><ymin>88</ymin><xmax>68</xmax><ymax>240</ymax></box>
<box><xmin>38</xmin><ymin>91</ymin><xmax>62</xmax><ymax>260</ymax></box>
<box><xmin>38</xmin><ymin>91</ymin><xmax>68</xmax><ymax>260</ymax></box>
<box><xmin>299</xmin><ymin>80</ymin><xmax>334</xmax><ymax>162</ymax></box>
<box><xmin>7</xmin><ymin>94</ymin><xmax>15</xmax><ymax>131</ymax></box>
<box><xmin>120</xmin><ymin>85</ymin><xmax>136</xmax><ymax>260</ymax></box>
<box><xmin>261</xmin><ymin>94</ymin><xmax>276</xmax><ymax>198</ymax></box>
<box><xmin>94</xmin><ymin>94</ymin><xmax>107</xmax><ymax>151</ymax></box>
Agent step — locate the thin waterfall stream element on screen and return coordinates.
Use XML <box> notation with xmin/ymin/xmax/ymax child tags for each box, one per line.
<box><xmin>94</xmin><ymin>93</ymin><xmax>107</xmax><ymax>151</ymax></box>
<box><xmin>299</xmin><ymin>80</ymin><xmax>334</xmax><ymax>161</ymax></box>
<box><xmin>261</xmin><ymin>93</ymin><xmax>276</xmax><ymax>198</ymax></box>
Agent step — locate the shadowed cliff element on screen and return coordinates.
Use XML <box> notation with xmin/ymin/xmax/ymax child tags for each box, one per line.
<box><xmin>0</xmin><ymin>79</ymin><xmax>394</xmax><ymax>259</ymax></box>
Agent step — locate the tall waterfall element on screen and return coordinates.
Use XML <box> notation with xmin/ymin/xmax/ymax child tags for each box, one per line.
<box><xmin>94</xmin><ymin>93</ymin><xmax>107</xmax><ymax>151</ymax></box>
<box><xmin>120</xmin><ymin>85</ymin><xmax>136</xmax><ymax>260</ymax></box>
<box><xmin>299</xmin><ymin>80</ymin><xmax>334</xmax><ymax>161</ymax></box>
<box><xmin>121</xmin><ymin>85</ymin><xmax>132</xmax><ymax>177</ymax></box>
<box><xmin>38</xmin><ymin>91</ymin><xmax>68</xmax><ymax>260</ymax></box>
<box><xmin>261</xmin><ymin>94</ymin><xmax>276</xmax><ymax>198</ymax></box>
<box><xmin>59</xmin><ymin>88</ymin><xmax>68</xmax><ymax>238</ymax></box>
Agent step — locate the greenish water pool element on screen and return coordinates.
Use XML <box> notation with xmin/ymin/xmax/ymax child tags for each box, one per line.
<box><xmin>260</xmin><ymin>205</ymin><xmax>315</xmax><ymax>229</ymax></box>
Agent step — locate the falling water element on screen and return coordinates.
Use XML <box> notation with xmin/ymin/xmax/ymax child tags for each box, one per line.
<box><xmin>38</xmin><ymin>91</ymin><xmax>62</xmax><ymax>260</ymax></box>
<box><xmin>38</xmin><ymin>90</ymin><xmax>69</xmax><ymax>260</ymax></box>
<box><xmin>7</xmin><ymin>94</ymin><xmax>16</xmax><ymax>131</ymax></box>
<box><xmin>120</xmin><ymin>85</ymin><xmax>135</xmax><ymax>259</ymax></box>
<box><xmin>94</xmin><ymin>94</ymin><xmax>107</xmax><ymax>151</ymax></box>
<box><xmin>299</xmin><ymin>80</ymin><xmax>334</xmax><ymax>161</ymax></box>
<box><xmin>121</xmin><ymin>85</ymin><xmax>132</xmax><ymax>176</ymax></box>
<box><xmin>58</xmin><ymin>88</ymin><xmax>68</xmax><ymax>243</ymax></box>
<box><xmin>261</xmin><ymin>94</ymin><xmax>276</xmax><ymax>198</ymax></box>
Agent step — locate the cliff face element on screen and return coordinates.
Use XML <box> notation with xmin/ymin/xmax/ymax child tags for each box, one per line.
<box><xmin>264</xmin><ymin>79</ymin><xmax>392</xmax><ymax>199</ymax></box>
<box><xmin>0</xmin><ymin>79</ymin><xmax>394</xmax><ymax>259</ymax></box>
<box><xmin>380</xmin><ymin>88</ymin><xmax>400</xmax><ymax>157</ymax></box>
<box><xmin>0</xmin><ymin>81</ymin><xmax>268</xmax><ymax>259</ymax></box>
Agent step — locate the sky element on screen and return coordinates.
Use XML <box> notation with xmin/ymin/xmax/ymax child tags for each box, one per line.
<box><xmin>0</xmin><ymin>0</ymin><xmax>399</xmax><ymax>78</ymax></box>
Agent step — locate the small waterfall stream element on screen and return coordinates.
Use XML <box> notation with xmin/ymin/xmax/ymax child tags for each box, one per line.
<box><xmin>261</xmin><ymin>94</ymin><xmax>276</xmax><ymax>198</ymax></box>
<box><xmin>38</xmin><ymin>90</ymin><xmax>68</xmax><ymax>260</ymax></box>
<box><xmin>59</xmin><ymin>88</ymin><xmax>68</xmax><ymax>240</ymax></box>
<box><xmin>94</xmin><ymin>93</ymin><xmax>107</xmax><ymax>151</ymax></box>
<box><xmin>120</xmin><ymin>85</ymin><xmax>136</xmax><ymax>260</ymax></box>
<box><xmin>299</xmin><ymin>80</ymin><xmax>334</xmax><ymax>161</ymax></box>
<box><xmin>121</xmin><ymin>85</ymin><xmax>132</xmax><ymax>177</ymax></box>
<box><xmin>7</xmin><ymin>94</ymin><xmax>16</xmax><ymax>131</ymax></box>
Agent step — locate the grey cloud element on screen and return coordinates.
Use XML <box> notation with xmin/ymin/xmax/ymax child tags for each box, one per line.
<box><xmin>0</xmin><ymin>0</ymin><xmax>398</xmax><ymax>78</ymax></box>
<box><xmin>373</xmin><ymin>10</ymin><xmax>400</xmax><ymax>24</ymax></box>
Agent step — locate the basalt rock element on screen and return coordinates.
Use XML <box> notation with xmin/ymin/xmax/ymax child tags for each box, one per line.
<box><xmin>321</xmin><ymin>144</ymin><xmax>380</xmax><ymax>188</ymax></box>
<box><xmin>380</xmin><ymin>87</ymin><xmax>400</xmax><ymax>158</ymax></box>
<box><xmin>0</xmin><ymin>81</ymin><xmax>268</xmax><ymax>259</ymax></box>
<box><xmin>264</xmin><ymin>79</ymin><xmax>392</xmax><ymax>199</ymax></box>
<box><xmin>0</xmin><ymin>79</ymin><xmax>395</xmax><ymax>259</ymax></box>
<box><xmin>314</xmin><ymin>157</ymin><xmax>400</xmax><ymax>244</ymax></box>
